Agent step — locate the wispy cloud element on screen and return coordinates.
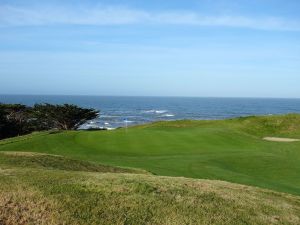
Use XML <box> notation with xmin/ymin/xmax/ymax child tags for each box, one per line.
<box><xmin>0</xmin><ymin>4</ymin><xmax>299</xmax><ymax>31</ymax></box>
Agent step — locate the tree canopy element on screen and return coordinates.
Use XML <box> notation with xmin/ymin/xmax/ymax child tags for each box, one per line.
<box><xmin>34</xmin><ymin>104</ymin><xmax>99</xmax><ymax>130</ymax></box>
<box><xmin>0</xmin><ymin>103</ymin><xmax>99</xmax><ymax>139</ymax></box>
<box><xmin>0</xmin><ymin>104</ymin><xmax>33</xmax><ymax>139</ymax></box>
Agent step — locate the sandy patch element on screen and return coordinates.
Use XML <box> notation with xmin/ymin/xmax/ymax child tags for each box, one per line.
<box><xmin>263</xmin><ymin>137</ymin><xmax>300</xmax><ymax>142</ymax></box>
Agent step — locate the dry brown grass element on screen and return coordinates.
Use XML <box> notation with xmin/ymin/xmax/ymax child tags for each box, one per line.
<box><xmin>1</xmin><ymin>152</ymin><xmax>300</xmax><ymax>225</ymax></box>
<box><xmin>0</xmin><ymin>182</ymin><xmax>59</xmax><ymax>225</ymax></box>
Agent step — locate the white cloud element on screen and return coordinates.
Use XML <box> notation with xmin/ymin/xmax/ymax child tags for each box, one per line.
<box><xmin>0</xmin><ymin>4</ymin><xmax>299</xmax><ymax>31</ymax></box>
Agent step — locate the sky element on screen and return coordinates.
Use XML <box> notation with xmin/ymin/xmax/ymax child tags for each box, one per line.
<box><xmin>0</xmin><ymin>0</ymin><xmax>300</xmax><ymax>98</ymax></box>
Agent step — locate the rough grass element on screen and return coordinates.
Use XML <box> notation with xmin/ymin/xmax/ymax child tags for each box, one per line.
<box><xmin>232</xmin><ymin>114</ymin><xmax>300</xmax><ymax>137</ymax></box>
<box><xmin>1</xmin><ymin>114</ymin><xmax>300</xmax><ymax>196</ymax></box>
<box><xmin>0</xmin><ymin>152</ymin><xmax>300</xmax><ymax>225</ymax></box>
<box><xmin>0</xmin><ymin>151</ymin><xmax>149</xmax><ymax>174</ymax></box>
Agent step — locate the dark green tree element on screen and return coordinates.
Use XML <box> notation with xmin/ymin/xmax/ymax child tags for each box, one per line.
<box><xmin>0</xmin><ymin>103</ymin><xmax>99</xmax><ymax>139</ymax></box>
<box><xmin>0</xmin><ymin>108</ymin><xmax>9</xmax><ymax>139</ymax></box>
<box><xmin>33</xmin><ymin>104</ymin><xmax>99</xmax><ymax>130</ymax></box>
<box><xmin>0</xmin><ymin>104</ymin><xmax>33</xmax><ymax>139</ymax></box>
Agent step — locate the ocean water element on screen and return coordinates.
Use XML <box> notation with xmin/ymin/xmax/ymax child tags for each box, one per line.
<box><xmin>1</xmin><ymin>95</ymin><xmax>300</xmax><ymax>129</ymax></box>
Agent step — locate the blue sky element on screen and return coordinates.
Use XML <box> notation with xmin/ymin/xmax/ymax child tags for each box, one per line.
<box><xmin>0</xmin><ymin>0</ymin><xmax>300</xmax><ymax>97</ymax></box>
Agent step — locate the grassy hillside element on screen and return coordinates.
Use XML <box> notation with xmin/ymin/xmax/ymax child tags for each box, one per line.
<box><xmin>0</xmin><ymin>151</ymin><xmax>149</xmax><ymax>174</ymax></box>
<box><xmin>1</xmin><ymin>152</ymin><xmax>300</xmax><ymax>225</ymax></box>
<box><xmin>1</xmin><ymin>114</ymin><xmax>300</xmax><ymax>196</ymax></box>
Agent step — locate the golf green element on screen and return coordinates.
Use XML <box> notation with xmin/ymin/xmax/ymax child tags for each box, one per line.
<box><xmin>1</xmin><ymin>114</ymin><xmax>300</xmax><ymax>195</ymax></box>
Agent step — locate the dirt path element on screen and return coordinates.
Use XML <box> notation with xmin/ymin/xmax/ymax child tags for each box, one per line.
<box><xmin>263</xmin><ymin>137</ymin><xmax>300</xmax><ymax>142</ymax></box>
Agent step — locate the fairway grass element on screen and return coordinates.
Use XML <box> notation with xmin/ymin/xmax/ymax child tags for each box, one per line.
<box><xmin>1</xmin><ymin>114</ymin><xmax>300</xmax><ymax>197</ymax></box>
<box><xmin>0</xmin><ymin>152</ymin><xmax>300</xmax><ymax>225</ymax></box>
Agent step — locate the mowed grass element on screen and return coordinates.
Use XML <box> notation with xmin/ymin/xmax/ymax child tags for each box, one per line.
<box><xmin>1</xmin><ymin>152</ymin><xmax>300</xmax><ymax>225</ymax></box>
<box><xmin>1</xmin><ymin>114</ymin><xmax>300</xmax><ymax>195</ymax></box>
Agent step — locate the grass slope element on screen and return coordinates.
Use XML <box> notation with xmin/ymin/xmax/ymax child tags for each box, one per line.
<box><xmin>0</xmin><ymin>151</ymin><xmax>149</xmax><ymax>174</ymax></box>
<box><xmin>1</xmin><ymin>152</ymin><xmax>300</xmax><ymax>225</ymax></box>
<box><xmin>1</xmin><ymin>114</ymin><xmax>300</xmax><ymax>196</ymax></box>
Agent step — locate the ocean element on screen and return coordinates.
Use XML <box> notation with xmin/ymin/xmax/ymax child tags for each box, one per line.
<box><xmin>1</xmin><ymin>95</ymin><xmax>300</xmax><ymax>129</ymax></box>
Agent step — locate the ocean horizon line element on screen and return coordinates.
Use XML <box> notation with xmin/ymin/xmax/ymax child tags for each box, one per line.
<box><xmin>1</xmin><ymin>94</ymin><xmax>300</xmax><ymax>100</ymax></box>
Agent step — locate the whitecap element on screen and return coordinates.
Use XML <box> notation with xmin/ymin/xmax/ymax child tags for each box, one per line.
<box><xmin>143</xmin><ymin>110</ymin><xmax>156</xmax><ymax>113</ymax></box>
<box><xmin>161</xmin><ymin>114</ymin><xmax>175</xmax><ymax>117</ymax></box>
<box><xmin>143</xmin><ymin>109</ymin><xmax>168</xmax><ymax>114</ymax></box>
<box><xmin>123</xmin><ymin>120</ymin><xmax>134</xmax><ymax>123</ymax></box>
<box><xmin>101</xmin><ymin>115</ymin><xmax>119</xmax><ymax>118</ymax></box>
<box><xmin>155</xmin><ymin>110</ymin><xmax>168</xmax><ymax>114</ymax></box>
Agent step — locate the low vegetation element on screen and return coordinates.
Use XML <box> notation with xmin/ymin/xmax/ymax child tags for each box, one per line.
<box><xmin>0</xmin><ymin>151</ymin><xmax>148</xmax><ymax>174</ymax></box>
<box><xmin>0</xmin><ymin>152</ymin><xmax>300</xmax><ymax>225</ymax></box>
<box><xmin>1</xmin><ymin>114</ymin><xmax>300</xmax><ymax>224</ymax></box>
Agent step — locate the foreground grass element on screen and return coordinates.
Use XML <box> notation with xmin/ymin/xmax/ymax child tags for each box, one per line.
<box><xmin>0</xmin><ymin>151</ymin><xmax>149</xmax><ymax>174</ymax></box>
<box><xmin>1</xmin><ymin>152</ymin><xmax>300</xmax><ymax>225</ymax></box>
